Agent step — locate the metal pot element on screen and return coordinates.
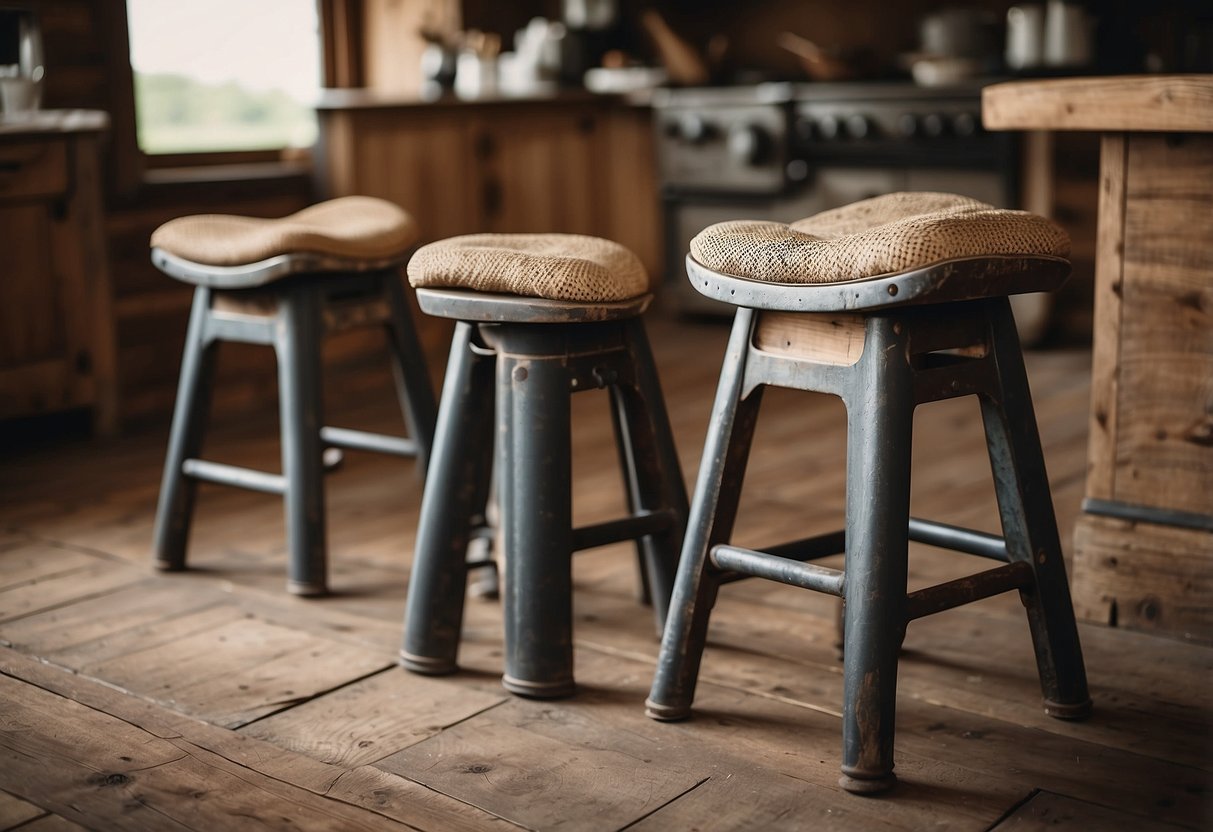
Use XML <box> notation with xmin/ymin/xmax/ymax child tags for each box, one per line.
<box><xmin>920</xmin><ymin>8</ymin><xmax>1001</xmax><ymax>64</ymax></box>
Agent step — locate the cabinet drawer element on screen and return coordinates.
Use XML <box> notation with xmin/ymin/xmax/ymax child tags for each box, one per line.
<box><xmin>0</xmin><ymin>139</ymin><xmax>69</xmax><ymax>201</ymax></box>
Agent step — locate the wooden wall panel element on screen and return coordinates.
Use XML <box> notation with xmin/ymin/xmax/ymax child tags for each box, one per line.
<box><xmin>1083</xmin><ymin>135</ymin><xmax>1127</xmax><ymax>502</ymax></box>
<box><xmin>1113</xmin><ymin>135</ymin><xmax>1213</xmax><ymax>515</ymax></box>
<box><xmin>361</xmin><ymin>0</ymin><xmax>460</xmax><ymax>93</ymax></box>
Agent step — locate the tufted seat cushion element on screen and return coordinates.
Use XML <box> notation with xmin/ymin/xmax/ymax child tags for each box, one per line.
<box><xmin>150</xmin><ymin>196</ymin><xmax>421</xmax><ymax>267</ymax></box>
<box><xmin>407</xmin><ymin>233</ymin><xmax>650</xmax><ymax>303</ymax></box>
<box><xmin>689</xmin><ymin>192</ymin><xmax>1070</xmax><ymax>284</ymax></box>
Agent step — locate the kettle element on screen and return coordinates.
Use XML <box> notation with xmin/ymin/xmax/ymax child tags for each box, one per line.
<box><xmin>0</xmin><ymin>7</ymin><xmax>44</xmax><ymax>114</ymax></box>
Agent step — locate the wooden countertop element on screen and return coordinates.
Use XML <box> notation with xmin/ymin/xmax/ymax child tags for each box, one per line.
<box><xmin>982</xmin><ymin>74</ymin><xmax>1213</xmax><ymax>133</ymax></box>
<box><xmin>0</xmin><ymin>109</ymin><xmax>110</xmax><ymax>137</ymax></box>
<box><xmin>314</xmin><ymin>87</ymin><xmax>651</xmax><ymax>112</ymax></box>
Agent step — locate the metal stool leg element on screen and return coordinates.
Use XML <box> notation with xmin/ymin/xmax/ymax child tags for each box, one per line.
<box><xmin>838</xmin><ymin>316</ymin><xmax>914</xmax><ymax>795</ymax></box>
<box><xmin>402</xmin><ymin>322</ymin><xmax>496</xmax><ymax>674</ymax></box>
<box><xmin>497</xmin><ymin>342</ymin><xmax>575</xmax><ymax>698</ymax></box>
<box><xmin>648</xmin><ymin>308</ymin><xmax>764</xmax><ymax>720</ymax></box>
<box><xmin>153</xmin><ymin>287</ymin><xmax>218</xmax><ymax>571</ymax></box>
<box><xmin>275</xmin><ymin>287</ymin><xmax>328</xmax><ymax>596</ymax></box>
<box><xmin>608</xmin><ymin>386</ymin><xmax>653</xmax><ymax>608</ymax></box>
<box><xmin>610</xmin><ymin>318</ymin><xmax>688</xmax><ymax>633</ymax></box>
<box><xmin>980</xmin><ymin>298</ymin><xmax>1092</xmax><ymax>718</ymax></box>
<box><xmin>384</xmin><ymin>276</ymin><xmax>438</xmax><ymax>472</ymax></box>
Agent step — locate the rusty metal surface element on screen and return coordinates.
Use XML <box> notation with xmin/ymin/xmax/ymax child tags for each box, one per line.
<box><xmin>153</xmin><ymin>247</ymin><xmax>410</xmax><ymax>289</ymax></box>
<box><xmin>416</xmin><ymin>287</ymin><xmax>652</xmax><ymax>323</ymax></box>
<box><xmin>686</xmin><ymin>254</ymin><xmax>1070</xmax><ymax>313</ymax></box>
<box><xmin>906</xmin><ymin>561</ymin><xmax>1035</xmax><ymax>620</ymax></box>
<box><xmin>154</xmin><ymin>270</ymin><xmax>436</xmax><ymax>597</ymax></box>
<box><xmin>710</xmin><ymin>544</ymin><xmax>845</xmax><ymax>595</ymax></box>
<box><xmin>649</xmin><ymin>293</ymin><xmax>1091</xmax><ymax>795</ymax></box>
<box><xmin>404</xmin><ymin>311</ymin><xmax>686</xmax><ymax>698</ymax></box>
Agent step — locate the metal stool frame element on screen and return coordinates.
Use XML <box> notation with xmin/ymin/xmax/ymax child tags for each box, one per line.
<box><xmin>152</xmin><ymin>250</ymin><xmax>437</xmax><ymax>596</ymax></box>
<box><xmin>647</xmin><ymin>255</ymin><xmax>1092</xmax><ymax>794</ymax></box>
<box><xmin>402</xmin><ymin>289</ymin><xmax>688</xmax><ymax>698</ymax></box>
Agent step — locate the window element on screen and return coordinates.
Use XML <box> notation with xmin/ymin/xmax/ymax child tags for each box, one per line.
<box><xmin>126</xmin><ymin>0</ymin><xmax>320</xmax><ymax>156</ymax></box>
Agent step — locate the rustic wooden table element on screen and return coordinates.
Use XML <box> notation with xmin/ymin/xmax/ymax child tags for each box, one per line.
<box><xmin>984</xmin><ymin>75</ymin><xmax>1213</xmax><ymax>643</ymax></box>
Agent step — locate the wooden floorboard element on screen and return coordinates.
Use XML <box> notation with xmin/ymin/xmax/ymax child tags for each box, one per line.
<box><xmin>989</xmin><ymin>790</ymin><xmax>1192</xmax><ymax>831</ymax></box>
<box><xmin>0</xmin><ymin>788</ymin><xmax>48</xmax><ymax>829</ymax></box>
<box><xmin>1</xmin><ymin>316</ymin><xmax>1211</xmax><ymax>830</ymax></box>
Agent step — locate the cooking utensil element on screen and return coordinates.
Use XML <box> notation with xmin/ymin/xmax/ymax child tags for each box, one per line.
<box><xmin>640</xmin><ymin>10</ymin><xmax>709</xmax><ymax>86</ymax></box>
<box><xmin>777</xmin><ymin>32</ymin><xmax>862</xmax><ymax>82</ymax></box>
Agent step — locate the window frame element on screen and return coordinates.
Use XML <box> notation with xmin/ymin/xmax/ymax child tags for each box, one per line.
<box><xmin>123</xmin><ymin>0</ymin><xmax>333</xmax><ymax>174</ymax></box>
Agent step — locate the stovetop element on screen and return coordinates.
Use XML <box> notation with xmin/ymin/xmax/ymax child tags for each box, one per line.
<box><xmin>653</xmin><ymin>79</ymin><xmax>1012</xmax><ymax>195</ymax></box>
<box><xmin>651</xmin><ymin>79</ymin><xmax>999</xmax><ymax>108</ymax></box>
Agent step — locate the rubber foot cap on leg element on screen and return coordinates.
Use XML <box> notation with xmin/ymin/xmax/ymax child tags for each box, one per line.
<box><xmin>154</xmin><ymin>560</ymin><xmax>186</xmax><ymax>573</ymax></box>
<box><xmin>838</xmin><ymin>771</ymin><xmax>897</xmax><ymax>795</ymax></box>
<box><xmin>287</xmin><ymin>580</ymin><xmax>328</xmax><ymax>597</ymax></box>
<box><xmin>645</xmin><ymin>697</ymin><xmax>692</xmax><ymax>722</ymax></box>
<box><xmin>399</xmin><ymin>650</ymin><xmax>458</xmax><ymax>676</ymax></box>
<box><xmin>502</xmin><ymin>674</ymin><xmax>575</xmax><ymax>700</ymax></box>
<box><xmin>1044</xmin><ymin>696</ymin><xmax>1093</xmax><ymax>720</ymax></box>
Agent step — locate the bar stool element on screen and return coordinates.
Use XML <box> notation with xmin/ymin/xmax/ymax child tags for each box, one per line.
<box><xmin>150</xmin><ymin>196</ymin><xmax>438</xmax><ymax>596</ymax></box>
<box><xmin>646</xmin><ymin>193</ymin><xmax>1092</xmax><ymax>794</ymax></box>
<box><xmin>401</xmin><ymin>233</ymin><xmax>687</xmax><ymax>698</ymax></box>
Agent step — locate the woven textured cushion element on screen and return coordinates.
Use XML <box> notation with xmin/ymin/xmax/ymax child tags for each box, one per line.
<box><xmin>689</xmin><ymin>192</ymin><xmax>1070</xmax><ymax>284</ymax></box>
<box><xmin>150</xmin><ymin>196</ymin><xmax>420</xmax><ymax>267</ymax></box>
<box><xmin>408</xmin><ymin>233</ymin><xmax>650</xmax><ymax>303</ymax></box>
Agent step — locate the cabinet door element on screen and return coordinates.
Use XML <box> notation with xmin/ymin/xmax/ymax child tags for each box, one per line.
<box><xmin>323</xmin><ymin>109</ymin><xmax>477</xmax><ymax>244</ymax></box>
<box><xmin>0</xmin><ymin>139</ymin><xmax>98</xmax><ymax>421</ymax></box>
<box><xmin>476</xmin><ymin>110</ymin><xmax>604</xmax><ymax>235</ymax></box>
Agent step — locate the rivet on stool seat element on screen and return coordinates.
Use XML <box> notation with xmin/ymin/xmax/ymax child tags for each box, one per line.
<box><xmin>150</xmin><ymin>196</ymin><xmax>438</xmax><ymax>596</ymax></box>
<box><xmin>647</xmin><ymin>193</ymin><xmax>1092</xmax><ymax>795</ymax></box>
<box><xmin>401</xmin><ymin>233</ymin><xmax>687</xmax><ymax>698</ymax></box>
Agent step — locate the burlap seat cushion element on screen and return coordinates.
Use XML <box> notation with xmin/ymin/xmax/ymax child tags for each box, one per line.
<box><xmin>408</xmin><ymin>233</ymin><xmax>650</xmax><ymax>303</ymax></box>
<box><xmin>689</xmin><ymin>192</ymin><xmax>1070</xmax><ymax>284</ymax></box>
<box><xmin>150</xmin><ymin>196</ymin><xmax>420</xmax><ymax>267</ymax></box>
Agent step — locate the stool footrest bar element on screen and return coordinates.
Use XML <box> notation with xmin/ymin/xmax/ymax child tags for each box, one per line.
<box><xmin>320</xmin><ymin>426</ymin><xmax>419</xmax><ymax>458</ymax></box>
<box><xmin>711</xmin><ymin>544</ymin><xmax>846</xmax><ymax>596</ymax></box>
<box><xmin>905</xmin><ymin>561</ymin><xmax>1035</xmax><ymax>621</ymax></box>
<box><xmin>908</xmin><ymin>517</ymin><xmax>1008</xmax><ymax>562</ymax></box>
<box><xmin>182</xmin><ymin>459</ymin><xmax>286</xmax><ymax>495</ymax></box>
<box><xmin>572</xmin><ymin>510</ymin><xmax>676</xmax><ymax>552</ymax></box>
<box><xmin>764</xmin><ymin>529</ymin><xmax>848</xmax><ymax>561</ymax></box>
<box><xmin>718</xmin><ymin>529</ymin><xmax>846</xmax><ymax>585</ymax></box>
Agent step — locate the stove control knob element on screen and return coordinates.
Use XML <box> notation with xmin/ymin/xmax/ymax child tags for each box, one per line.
<box><xmin>678</xmin><ymin>114</ymin><xmax>713</xmax><ymax>144</ymax></box>
<box><xmin>816</xmin><ymin>114</ymin><xmax>842</xmax><ymax>140</ymax></box>
<box><xmin>897</xmin><ymin>113</ymin><xmax>920</xmax><ymax>138</ymax></box>
<box><xmin>921</xmin><ymin>113</ymin><xmax>948</xmax><ymax>138</ymax></box>
<box><xmin>952</xmin><ymin>112</ymin><xmax>980</xmax><ymax>137</ymax></box>
<box><xmin>845</xmin><ymin>114</ymin><xmax>875</xmax><ymax>140</ymax></box>
<box><xmin>727</xmin><ymin>123</ymin><xmax>771</xmax><ymax>165</ymax></box>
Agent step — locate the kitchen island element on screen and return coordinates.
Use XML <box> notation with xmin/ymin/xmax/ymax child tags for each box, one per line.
<box><xmin>984</xmin><ymin>75</ymin><xmax>1213</xmax><ymax>643</ymax></box>
<box><xmin>314</xmin><ymin>88</ymin><xmax>660</xmax><ymax>278</ymax></box>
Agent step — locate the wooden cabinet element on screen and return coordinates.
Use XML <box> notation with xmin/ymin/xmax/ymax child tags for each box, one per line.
<box><xmin>316</xmin><ymin>93</ymin><xmax>662</xmax><ymax>279</ymax></box>
<box><xmin>478</xmin><ymin>110</ymin><xmax>602</xmax><ymax>235</ymax></box>
<box><xmin>0</xmin><ymin>113</ymin><xmax>118</xmax><ymax>434</ymax></box>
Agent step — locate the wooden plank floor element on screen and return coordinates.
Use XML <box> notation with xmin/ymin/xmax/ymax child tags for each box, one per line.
<box><xmin>1</xmin><ymin>314</ymin><xmax>1210</xmax><ymax>831</ymax></box>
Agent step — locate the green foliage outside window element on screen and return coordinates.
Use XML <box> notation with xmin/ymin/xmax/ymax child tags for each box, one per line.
<box><xmin>133</xmin><ymin>72</ymin><xmax>317</xmax><ymax>154</ymax></box>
